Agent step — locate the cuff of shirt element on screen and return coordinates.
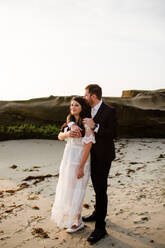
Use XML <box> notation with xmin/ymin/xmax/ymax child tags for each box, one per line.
<box><xmin>67</xmin><ymin>122</ymin><xmax>75</xmax><ymax>128</ymax></box>
<box><xmin>94</xmin><ymin>123</ymin><xmax>99</xmax><ymax>133</ymax></box>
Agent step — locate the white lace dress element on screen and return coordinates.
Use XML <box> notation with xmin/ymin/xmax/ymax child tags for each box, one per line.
<box><xmin>51</xmin><ymin>124</ymin><xmax>95</xmax><ymax>229</ymax></box>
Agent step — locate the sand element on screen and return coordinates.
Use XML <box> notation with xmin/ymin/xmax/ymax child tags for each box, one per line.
<box><xmin>0</xmin><ymin>138</ymin><xmax>165</xmax><ymax>248</ymax></box>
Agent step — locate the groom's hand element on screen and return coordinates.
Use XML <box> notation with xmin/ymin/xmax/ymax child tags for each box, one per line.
<box><xmin>83</xmin><ymin>118</ymin><xmax>95</xmax><ymax>129</ymax></box>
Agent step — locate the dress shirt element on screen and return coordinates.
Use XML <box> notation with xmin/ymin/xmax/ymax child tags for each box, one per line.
<box><xmin>91</xmin><ymin>100</ymin><xmax>102</xmax><ymax>118</ymax></box>
<box><xmin>92</xmin><ymin>100</ymin><xmax>102</xmax><ymax>132</ymax></box>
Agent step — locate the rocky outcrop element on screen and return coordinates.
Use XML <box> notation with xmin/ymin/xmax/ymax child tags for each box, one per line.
<box><xmin>0</xmin><ymin>96</ymin><xmax>71</xmax><ymax>140</ymax></box>
<box><xmin>105</xmin><ymin>89</ymin><xmax>165</xmax><ymax>137</ymax></box>
<box><xmin>0</xmin><ymin>90</ymin><xmax>165</xmax><ymax>140</ymax></box>
<box><xmin>122</xmin><ymin>89</ymin><xmax>165</xmax><ymax>98</ymax></box>
<box><xmin>0</xmin><ymin>96</ymin><xmax>70</xmax><ymax>126</ymax></box>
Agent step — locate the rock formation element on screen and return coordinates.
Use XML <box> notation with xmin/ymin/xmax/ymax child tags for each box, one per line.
<box><xmin>0</xmin><ymin>89</ymin><xmax>165</xmax><ymax>140</ymax></box>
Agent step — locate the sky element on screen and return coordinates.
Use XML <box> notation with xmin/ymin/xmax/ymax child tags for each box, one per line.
<box><xmin>0</xmin><ymin>0</ymin><xmax>165</xmax><ymax>100</ymax></box>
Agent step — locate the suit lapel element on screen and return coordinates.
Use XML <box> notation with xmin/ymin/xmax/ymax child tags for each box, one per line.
<box><xmin>93</xmin><ymin>102</ymin><xmax>105</xmax><ymax>122</ymax></box>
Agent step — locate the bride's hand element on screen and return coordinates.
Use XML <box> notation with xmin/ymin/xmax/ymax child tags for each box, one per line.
<box><xmin>77</xmin><ymin>167</ymin><xmax>84</xmax><ymax>179</ymax></box>
<box><xmin>66</xmin><ymin>130</ymin><xmax>81</xmax><ymax>138</ymax></box>
<box><xmin>70</xmin><ymin>125</ymin><xmax>82</xmax><ymax>138</ymax></box>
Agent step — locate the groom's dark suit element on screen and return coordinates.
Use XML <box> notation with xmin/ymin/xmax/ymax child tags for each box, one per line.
<box><xmin>91</xmin><ymin>101</ymin><xmax>117</xmax><ymax>229</ymax></box>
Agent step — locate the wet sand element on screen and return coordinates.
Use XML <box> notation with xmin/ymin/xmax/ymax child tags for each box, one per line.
<box><xmin>0</xmin><ymin>138</ymin><xmax>165</xmax><ymax>248</ymax></box>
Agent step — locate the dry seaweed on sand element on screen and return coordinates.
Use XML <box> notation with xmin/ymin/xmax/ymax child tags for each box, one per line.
<box><xmin>23</xmin><ymin>174</ymin><xmax>59</xmax><ymax>185</ymax></box>
<box><xmin>10</xmin><ymin>164</ymin><xmax>18</xmax><ymax>169</ymax></box>
<box><xmin>32</xmin><ymin>205</ymin><xmax>40</xmax><ymax>210</ymax></box>
<box><xmin>0</xmin><ymin>184</ymin><xmax>29</xmax><ymax>197</ymax></box>
<box><xmin>0</xmin><ymin>204</ymin><xmax>23</xmax><ymax>215</ymax></box>
<box><xmin>31</xmin><ymin>227</ymin><xmax>49</xmax><ymax>238</ymax></box>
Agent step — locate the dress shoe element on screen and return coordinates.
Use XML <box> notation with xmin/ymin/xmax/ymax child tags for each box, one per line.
<box><xmin>87</xmin><ymin>228</ymin><xmax>107</xmax><ymax>244</ymax></box>
<box><xmin>82</xmin><ymin>212</ymin><xmax>96</xmax><ymax>222</ymax></box>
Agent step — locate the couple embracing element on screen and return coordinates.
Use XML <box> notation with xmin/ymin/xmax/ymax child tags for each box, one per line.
<box><xmin>51</xmin><ymin>84</ymin><xmax>117</xmax><ymax>245</ymax></box>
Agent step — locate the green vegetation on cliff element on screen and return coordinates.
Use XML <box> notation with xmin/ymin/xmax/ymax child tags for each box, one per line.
<box><xmin>0</xmin><ymin>124</ymin><xmax>60</xmax><ymax>141</ymax></box>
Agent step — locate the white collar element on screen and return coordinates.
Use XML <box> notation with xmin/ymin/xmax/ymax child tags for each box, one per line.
<box><xmin>92</xmin><ymin>99</ymin><xmax>102</xmax><ymax>112</ymax></box>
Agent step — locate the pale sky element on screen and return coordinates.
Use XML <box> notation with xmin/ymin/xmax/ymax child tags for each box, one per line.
<box><xmin>0</xmin><ymin>0</ymin><xmax>165</xmax><ymax>100</ymax></box>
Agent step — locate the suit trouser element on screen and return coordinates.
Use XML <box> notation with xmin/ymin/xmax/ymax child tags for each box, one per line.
<box><xmin>91</xmin><ymin>157</ymin><xmax>111</xmax><ymax>230</ymax></box>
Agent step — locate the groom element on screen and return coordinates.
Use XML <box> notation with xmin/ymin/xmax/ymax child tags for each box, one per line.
<box><xmin>68</xmin><ymin>84</ymin><xmax>117</xmax><ymax>244</ymax></box>
<box><xmin>82</xmin><ymin>84</ymin><xmax>117</xmax><ymax>244</ymax></box>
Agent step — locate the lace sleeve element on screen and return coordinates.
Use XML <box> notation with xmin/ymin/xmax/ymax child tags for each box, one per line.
<box><xmin>82</xmin><ymin>124</ymin><xmax>96</xmax><ymax>144</ymax></box>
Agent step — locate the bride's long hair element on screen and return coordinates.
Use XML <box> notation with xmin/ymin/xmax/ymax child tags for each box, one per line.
<box><xmin>61</xmin><ymin>97</ymin><xmax>91</xmax><ymax>136</ymax></box>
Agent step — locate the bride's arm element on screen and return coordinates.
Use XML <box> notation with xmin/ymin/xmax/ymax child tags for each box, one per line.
<box><xmin>58</xmin><ymin>131</ymin><xmax>70</xmax><ymax>140</ymax></box>
<box><xmin>77</xmin><ymin>142</ymin><xmax>92</xmax><ymax>179</ymax></box>
<box><xmin>77</xmin><ymin>124</ymin><xmax>95</xmax><ymax>178</ymax></box>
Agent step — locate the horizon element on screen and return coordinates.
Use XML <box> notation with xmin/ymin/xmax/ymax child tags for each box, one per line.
<box><xmin>0</xmin><ymin>86</ymin><xmax>165</xmax><ymax>101</ymax></box>
<box><xmin>0</xmin><ymin>87</ymin><xmax>165</xmax><ymax>102</ymax></box>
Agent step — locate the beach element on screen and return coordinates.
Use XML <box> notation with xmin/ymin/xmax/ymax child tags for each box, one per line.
<box><xmin>0</xmin><ymin>138</ymin><xmax>165</xmax><ymax>248</ymax></box>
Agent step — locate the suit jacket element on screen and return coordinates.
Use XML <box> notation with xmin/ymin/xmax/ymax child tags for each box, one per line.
<box><xmin>91</xmin><ymin>102</ymin><xmax>117</xmax><ymax>163</ymax></box>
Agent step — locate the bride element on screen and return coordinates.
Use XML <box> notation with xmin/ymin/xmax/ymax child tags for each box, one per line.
<box><xmin>51</xmin><ymin>97</ymin><xmax>95</xmax><ymax>233</ymax></box>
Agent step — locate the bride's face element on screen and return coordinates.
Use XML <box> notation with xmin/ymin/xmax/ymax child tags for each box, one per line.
<box><xmin>70</xmin><ymin>100</ymin><xmax>82</xmax><ymax>116</ymax></box>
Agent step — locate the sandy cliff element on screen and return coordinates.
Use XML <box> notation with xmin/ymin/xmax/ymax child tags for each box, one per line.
<box><xmin>0</xmin><ymin>89</ymin><xmax>165</xmax><ymax>139</ymax></box>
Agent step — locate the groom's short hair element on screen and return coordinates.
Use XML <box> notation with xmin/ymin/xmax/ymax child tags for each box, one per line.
<box><xmin>85</xmin><ymin>84</ymin><xmax>102</xmax><ymax>100</ymax></box>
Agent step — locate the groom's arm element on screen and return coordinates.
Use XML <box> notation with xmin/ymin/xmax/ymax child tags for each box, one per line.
<box><xmin>82</xmin><ymin>119</ymin><xmax>99</xmax><ymax>133</ymax></box>
<box><xmin>96</xmin><ymin>108</ymin><xmax>117</xmax><ymax>139</ymax></box>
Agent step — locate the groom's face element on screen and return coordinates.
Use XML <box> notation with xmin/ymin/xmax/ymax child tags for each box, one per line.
<box><xmin>84</xmin><ymin>89</ymin><xmax>94</xmax><ymax>107</ymax></box>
